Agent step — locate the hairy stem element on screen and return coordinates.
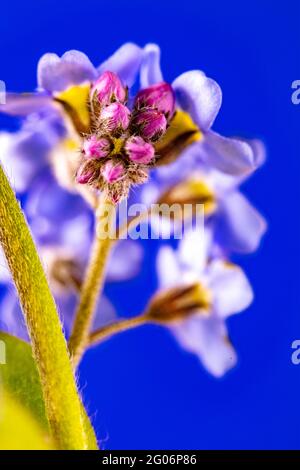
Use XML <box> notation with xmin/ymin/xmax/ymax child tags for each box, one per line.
<box><xmin>89</xmin><ymin>314</ymin><xmax>150</xmax><ymax>346</ymax></box>
<box><xmin>0</xmin><ymin>165</ymin><xmax>94</xmax><ymax>450</ymax></box>
<box><xmin>69</xmin><ymin>196</ymin><xmax>115</xmax><ymax>367</ymax></box>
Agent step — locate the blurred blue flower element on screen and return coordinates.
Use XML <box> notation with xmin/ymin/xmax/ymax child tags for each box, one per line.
<box><xmin>0</xmin><ymin>44</ymin><xmax>145</xmax><ymax>339</ymax></box>
<box><xmin>0</xmin><ymin>41</ymin><xmax>266</xmax><ymax>378</ymax></box>
<box><xmin>142</xmin><ymin>142</ymin><xmax>267</xmax><ymax>254</ymax></box>
<box><xmin>156</xmin><ymin>228</ymin><xmax>254</xmax><ymax>377</ymax></box>
<box><xmin>141</xmin><ymin>44</ymin><xmax>261</xmax><ymax>176</ymax></box>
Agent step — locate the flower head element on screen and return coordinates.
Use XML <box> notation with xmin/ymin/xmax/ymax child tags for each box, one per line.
<box><xmin>140</xmin><ymin>44</ymin><xmax>260</xmax><ymax>176</ymax></box>
<box><xmin>75</xmin><ymin>71</ymin><xmax>174</xmax><ymax>202</ymax></box>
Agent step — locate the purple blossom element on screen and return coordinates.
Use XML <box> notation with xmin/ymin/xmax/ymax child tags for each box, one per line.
<box><xmin>140</xmin><ymin>44</ymin><xmax>260</xmax><ymax>176</ymax></box>
<box><xmin>141</xmin><ymin>141</ymin><xmax>267</xmax><ymax>254</ymax></box>
<box><xmin>156</xmin><ymin>229</ymin><xmax>254</xmax><ymax>377</ymax></box>
<box><xmin>0</xmin><ymin>44</ymin><xmax>146</xmax><ymax>340</ymax></box>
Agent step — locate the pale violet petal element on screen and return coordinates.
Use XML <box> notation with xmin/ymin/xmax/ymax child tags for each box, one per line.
<box><xmin>0</xmin><ymin>290</ymin><xmax>29</xmax><ymax>341</ymax></box>
<box><xmin>38</xmin><ymin>50</ymin><xmax>97</xmax><ymax>92</ymax></box>
<box><xmin>248</xmin><ymin>138</ymin><xmax>266</xmax><ymax>168</ymax></box>
<box><xmin>207</xmin><ymin>259</ymin><xmax>254</xmax><ymax>318</ymax></box>
<box><xmin>0</xmin><ymin>248</ymin><xmax>11</xmax><ymax>283</ymax></box>
<box><xmin>0</xmin><ymin>132</ymin><xmax>43</xmax><ymax>193</ymax></box>
<box><xmin>107</xmin><ymin>240</ymin><xmax>143</xmax><ymax>281</ymax></box>
<box><xmin>60</xmin><ymin>214</ymin><xmax>92</xmax><ymax>255</ymax></box>
<box><xmin>148</xmin><ymin>213</ymin><xmax>184</xmax><ymax>240</ymax></box>
<box><xmin>199</xmin><ymin>130</ymin><xmax>255</xmax><ymax>175</ymax></box>
<box><xmin>141</xmin><ymin>181</ymin><xmax>161</xmax><ymax>206</ymax></box>
<box><xmin>0</xmin><ymin>93</ymin><xmax>53</xmax><ymax>116</ymax></box>
<box><xmin>98</xmin><ymin>43</ymin><xmax>143</xmax><ymax>88</ymax></box>
<box><xmin>92</xmin><ymin>295</ymin><xmax>117</xmax><ymax>331</ymax></box>
<box><xmin>216</xmin><ymin>191</ymin><xmax>267</xmax><ymax>253</ymax></box>
<box><xmin>172</xmin><ymin>70</ymin><xmax>222</xmax><ymax>131</ymax></box>
<box><xmin>171</xmin><ymin>316</ymin><xmax>237</xmax><ymax>377</ymax></box>
<box><xmin>140</xmin><ymin>43</ymin><xmax>163</xmax><ymax>88</ymax></box>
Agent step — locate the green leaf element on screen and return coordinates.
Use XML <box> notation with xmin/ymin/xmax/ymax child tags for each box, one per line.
<box><xmin>0</xmin><ymin>165</ymin><xmax>98</xmax><ymax>449</ymax></box>
<box><xmin>0</xmin><ymin>390</ymin><xmax>54</xmax><ymax>450</ymax></box>
<box><xmin>0</xmin><ymin>331</ymin><xmax>98</xmax><ymax>449</ymax></box>
<box><xmin>0</xmin><ymin>331</ymin><xmax>48</xmax><ymax>429</ymax></box>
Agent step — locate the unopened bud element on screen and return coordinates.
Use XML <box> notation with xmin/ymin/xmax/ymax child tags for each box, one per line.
<box><xmin>76</xmin><ymin>160</ymin><xmax>98</xmax><ymax>184</ymax></box>
<box><xmin>82</xmin><ymin>135</ymin><xmax>111</xmax><ymax>159</ymax></box>
<box><xmin>91</xmin><ymin>71</ymin><xmax>127</xmax><ymax>105</ymax></box>
<box><xmin>99</xmin><ymin>102</ymin><xmax>130</xmax><ymax>133</ymax></box>
<box><xmin>135</xmin><ymin>82</ymin><xmax>175</xmax><ymax>119</ymax></box>
<box><xmin>131</xmin><ymin>108</ymin><xmax>167</xmax><ymax>141</ymax></box>
<box><xmin>101</xmin><ymin>160</ymin><xmax>125</xmax><ymax>184</ymax></box>
<box><xmin>125</xmin><ymin>136</ymin><xmax>155</xmax><ymax>164</ymax></box>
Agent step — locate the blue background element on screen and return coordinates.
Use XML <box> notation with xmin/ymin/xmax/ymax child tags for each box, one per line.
<box><xmin>0</xmin><ymin>0</ymin><xmax>300</xmax><ymax>450</ymax></box>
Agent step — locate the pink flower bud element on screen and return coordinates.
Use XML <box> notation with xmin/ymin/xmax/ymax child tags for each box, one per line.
<box><xmin>134</xmin><ymin>82</ymin><xmax>175</xmax><ymax>119</ymax></box>
<box><xmin>131</xmin><ymin>108</ymin><xmax>167</xmax><ymax>141</ymax></box>
<box><xmin>101</xmin><ymin>160</ymin><xmax>124</xmax><ymax>183</ymax></box>
<box><xmin>91</xmin><ymin>71</ymin><xmax>127</xmax><ymax>105</ymax></box>
<box><xmin>82</xmin><ymin>135</ymin><xmax>111</xmax><ymax>159</ymax></box>
<box><xmin>76</xmin><ymin>161</ymin><xmax>97</xmax><ymax>184</ymax></box>
<box><xmin>125</xmin><ymin>136</ymin><xmax>155</xmax><ymax>164</ymax></box>
<box><xmin>99</xmin><ymin>102</ymin><xmax>131</xmax><ymax>133</ymax></box>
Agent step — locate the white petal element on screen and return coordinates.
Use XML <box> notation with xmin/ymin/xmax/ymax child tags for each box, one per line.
<box><xmin>178</xmin><ymin>226</ymin><xmax>211</xmax><ymax>275</ymax></box>
<box><xmin>156</xmin><ymin>246</ymin><xmax>181</xmax><ymax>288</ymax></box>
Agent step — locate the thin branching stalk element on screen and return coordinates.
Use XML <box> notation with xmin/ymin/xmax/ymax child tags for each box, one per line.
<box><xmin>0</xmin><ymin>165</ymin><xmax>96</xmax><ymax>450</ymax></box>
<box><xmin>89</xmin><ymin>313</ymin><xmax>150</xmax><ymax>346</ymax></box>
<box><xmin>69</xmin><ymin>196</ymin><xmax>115</xmax><ymax>367</ymax></box>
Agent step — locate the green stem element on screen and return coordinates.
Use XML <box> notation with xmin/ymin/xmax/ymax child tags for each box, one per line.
<box><xmin>0</xmin><ymin>165</ymin><xmax>94</xmax><ymax>450</ymax></box>
<box><xmin>89</xmin><ymin>314</ymin><xmax>150</xmax><ymax>346</ymax></box>
<box><xmin>69</xmin><ymin>196</ymin><xmax>115</xmax><ymax>367</ymax></box>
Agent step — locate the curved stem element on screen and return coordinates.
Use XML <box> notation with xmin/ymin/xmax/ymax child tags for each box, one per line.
<box><xmin>69</xmin><ymin>196</ymin><xmax>115</xmax><ymax>367</ymax></box>
<box><xmin>0</xmin><ymin>165</ymin><xmax>94</xmax><ymax>450</ymax></box>
<box><xmin>89</xmin><ymin>313</ymin><xmax>150</xmax><ymax>346</ymax></box>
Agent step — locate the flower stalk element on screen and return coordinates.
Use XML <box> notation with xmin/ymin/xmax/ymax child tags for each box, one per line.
<box><xmin>0</xmin><ymin>165</ymin><xmax>94</xmax><ymax>450</ymax></box>
<box><xmin>69</xmin><ymin>195</ymin><xmax>115</xmax><ymax>367</ymax></box>
<box><xmin>89</xmin><ymin>313</ymin><xmax>149</xmax><ymax>346</ymax></box>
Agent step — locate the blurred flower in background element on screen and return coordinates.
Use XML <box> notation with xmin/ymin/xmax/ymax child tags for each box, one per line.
<box><xmin>0</xmin><ymin>41</ymin><xmax>266</xmax><ymax>376</ymax></box>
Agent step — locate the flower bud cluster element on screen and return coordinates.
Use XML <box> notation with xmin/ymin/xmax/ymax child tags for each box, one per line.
<box><xmin>76</xmin><ymin>71</ymin><xmax>175</xmax><ymax>203</ymax></box>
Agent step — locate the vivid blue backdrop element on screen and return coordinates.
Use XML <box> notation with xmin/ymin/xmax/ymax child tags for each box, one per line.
<box><xmin>0</xmin><ymin>0</ymin><xmax>299</xmax><ymax>450</ymax></box>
